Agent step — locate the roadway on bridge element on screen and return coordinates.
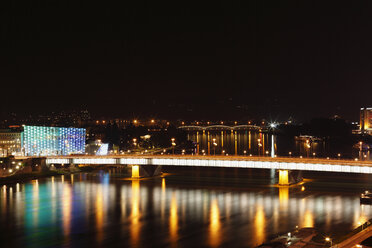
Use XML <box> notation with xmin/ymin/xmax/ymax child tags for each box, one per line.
<box><xmin>39</xmin><ymin>154</ymin><xmax>372</xmax><ymax>167</ymax></box>
<box><xmin>17</xmin><ymin>154</ymin><xmax>372</xmax><ymax>174</ymax></box>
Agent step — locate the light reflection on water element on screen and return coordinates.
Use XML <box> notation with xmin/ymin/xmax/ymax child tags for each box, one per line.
<box><xmin>0</xmin><ymin>171</ymin><xmax>372</xmax><ymax>247</ymax></box>
<box><xmin>130</xmin><ymin>180</ymin><xmax>141</xmax><ymax>247</ymax></box>
<box><xmin>62</xmin><ymin>183</ymin><xmax>71</xmax><ymax>239</ymax></box>
<box><xmin>170</xmin><ymin>192</ymin><xmax>178</xmax><ymax>247</ymax></box>
<box><xmin>188</xmin><ymin>130</ymin><xmax>370</xmax><ymax>159</ymax></box>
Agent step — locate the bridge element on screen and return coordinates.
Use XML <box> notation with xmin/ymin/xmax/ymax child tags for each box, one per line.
<box><xmin>178</xmin><ymin>124</ymin><xmax>263</xmax><ymax>131</ymax></box>
<box><xmin>35</xmin><ymin>155</ymin><xmax>372</xmax><ymax>185</ymax></box>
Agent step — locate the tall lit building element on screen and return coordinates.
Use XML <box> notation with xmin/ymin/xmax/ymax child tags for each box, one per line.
<box><xmin>22</xmin><ymin>125</ymin><xmax>86</xmax><ymax>156</ymax></box>
<box><xmin>360</xmin><ymin>107</ymin><xmax>372</xmax><ymax>134</ymax></box>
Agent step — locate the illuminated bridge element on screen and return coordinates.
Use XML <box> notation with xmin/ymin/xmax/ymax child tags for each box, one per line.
<box><xmin>40</xmin><ymin>155</ymin><xmax>372</xmax><ymax>185</ymax></box>
<box><xmin>177</xmin><ymin>124</ymin><xmax>262</xmax><ymax>131</ymax></box>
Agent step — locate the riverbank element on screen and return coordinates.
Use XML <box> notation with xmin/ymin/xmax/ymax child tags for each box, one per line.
<box><xmin>0</xmin><ymin>167</ymin><xmax>84</xmax><ymax>185</ymax></box>
<box><xmin>0</xmin><ymin>165</ymin><xmax>131</xmax><ymax>185</ymax></box>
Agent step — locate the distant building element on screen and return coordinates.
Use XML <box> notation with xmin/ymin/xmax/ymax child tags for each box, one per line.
<box><xmin>22</xmin><ymin>125</ymin><xmax>86</xmax><ymax>156</ymax></box>
<box><xmin>85</xmin><ymin>140</ymin><xmax>108</xmax><ymax>155</ymax></box>
<box><xmin>360</xmin><ymin>107</ymin><xmax>372</xmax><ymax>134</ymax></box>
<box><xmin>3</xmin><ymin>110</ymin><xmax>92</xmax><ymax>128</ymax></box>
<box><xmin>0</xmin><ymin>128</ymin><xmax>22</xmax><ymax>157</ymax></box>
<box><xmin>0</xmin><ymin>125</ymin><xmax>86</xmax><ymax>157</ymax></box>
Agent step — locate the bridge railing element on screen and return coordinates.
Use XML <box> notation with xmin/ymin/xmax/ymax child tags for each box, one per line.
<box><xmin>44</xmin><ymin>155</ymin><xmax>372</xmax><ymax>174</ymax></box>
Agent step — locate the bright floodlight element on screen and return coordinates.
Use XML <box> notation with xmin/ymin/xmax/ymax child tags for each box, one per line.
<box><xmin>270</xmin><ymin>123</ymin><xmax>277</xmax><ymax>128</ymax></box>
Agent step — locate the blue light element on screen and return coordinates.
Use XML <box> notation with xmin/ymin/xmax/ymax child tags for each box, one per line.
<box><xmin>22</xmin><ymin>126</ymin><xmax>86</xmax><ymax>156</ymax></box>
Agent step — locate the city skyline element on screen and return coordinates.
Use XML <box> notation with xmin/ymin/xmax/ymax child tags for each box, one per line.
<box><xmin>1</xmin><ymin>2</ymin><xmax>372</xmax><ymax>122</ymax></box>
<box><xmin>3</xmin><ymin>2</ymin><xmax>372</xmax><ymax>247</ymax></box>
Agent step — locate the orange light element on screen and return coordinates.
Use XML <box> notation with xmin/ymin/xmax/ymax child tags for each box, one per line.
<box><xmin>209</xmin><ymin>199</ymin><xmax>221</xmax><ymax>247</ymax></box>
<box><xmin>278</xmin><ymin>170</ymin><xmax>289</xmax><ymax>185</ymax></box>
<box><xmin>132</xmin><ymin>165</ymin><xmax>140</xmax><ymax>178</ymax></box>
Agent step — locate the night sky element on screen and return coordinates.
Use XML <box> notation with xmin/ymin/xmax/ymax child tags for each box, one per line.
<box><xmin>1</xmin><ymin>1</ymin><xmax>372</xmax><ymax>122</ymax></box>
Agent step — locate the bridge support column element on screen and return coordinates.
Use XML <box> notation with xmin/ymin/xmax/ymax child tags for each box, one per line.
<box><xmin>131</xmin><ymin>165</ymin><xmax>162</xmax><ymax>179</ymax></box>
<box><xmin>277</xmin><ymin>170</ymin><xmax>303</xmax><ymax>186</ymax></box>
<box><xmin>278</xmin><ymin>170</ymin><xmax>289</xmax><ymax>186</ymax></box>
<box><xmin>132</xmin><ymin>165</ymin><xmax>140</xmax><ymax>178</ymax></box>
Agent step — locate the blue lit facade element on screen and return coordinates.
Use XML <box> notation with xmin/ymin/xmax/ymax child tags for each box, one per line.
<box><xmin>22</xmin><ymin>125</ymin><xmax>86</xmax><ymax>156</ymax></box>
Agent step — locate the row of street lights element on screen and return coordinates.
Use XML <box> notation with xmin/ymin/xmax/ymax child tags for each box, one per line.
<box><xmin>131</xmin><ymin>137</ymin><xmax>177</xmax><ymax>154</ymax></box>
<box><xmin>130</xmin><ymin>136</ymin><xmax>350</xmax><ymax>159</ymax></box>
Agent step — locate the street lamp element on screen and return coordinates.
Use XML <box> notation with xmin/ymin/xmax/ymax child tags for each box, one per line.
<box><xmin>289</xmin><ymin>151</ymin><xmax>292</xmax><ymax>157</ymax></box>
<box><xmin>257</xmin><ymin>138</ymin><xmax>262</xmax><ymax>156</ymax></box>
<box><xmin>325</xmin><ymin>237</ymin><xmax>331</xmax><ymax>244</ymax></box>
<box><xmin>269</xmin><ymin>123</ymin><xmax>277</xmax><ymax>129</ymax></box>
<box><xmin>305</xmin><ymin>139</ymin><xmax>311</xmax><ymax>157</ymax></box>
<box><xmin>360</xmin><ymin>141</ymin><xmax>363</xmax><ymax>160</ymax></box>
<box><xmin>171</xmin><ymin>138</ymin><xmax>176</xmax><ymax>155</ymax></box>
<box><xmin>325</xmin><ymin>237</ymin><xmax>332</xmax><ymax>247</ymax></box>
<box><xmin>212</xmin><ymin>138</ymin><xmax>217</xmax><ymax>155</ymax></box>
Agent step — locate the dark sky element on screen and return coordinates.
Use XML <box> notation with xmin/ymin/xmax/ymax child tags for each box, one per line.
<box><xmin>1</xmin><ymin>1</ymin><xmax>372</xmax><ymax>121</ymax></box>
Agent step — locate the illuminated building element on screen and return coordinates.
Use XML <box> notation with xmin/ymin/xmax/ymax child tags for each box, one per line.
<box><xmin>0</xmin><ymin>128</ymin><xmax>22</xmax><ymax>157</ymax></box>
<box><xmin>86</xmin><ymin>140</ymin><xmax>109</xmax><ymax>155</ymax></box>
<box><xmin>96</xmin><ymin>143</ymin><xmax>109</xmax><ymax>155</ymax></box>
<box><xmin>360</xmin><ymin>107</ymin><xmax>372</xmax><ymax>134</ymax></box>
<box><xmin>23</xmin><ymin>125</ymin><xmax>86</xmax><ymax>156</ymax></box>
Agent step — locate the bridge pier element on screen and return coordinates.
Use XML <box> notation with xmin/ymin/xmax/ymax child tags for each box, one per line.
<box><xmin>278</xmin><ymin>170</ymin><xmax>289</xmax><ymax>186</ymax></box>
<box><xmin>277</xmin><ymin>170</ymin><xmax>303</xmax><ymax>186</ymax></box>
<box><xmin>131</xmin><ymin>164</ymin><xmax>162</xmax><ymax>179</ymax></box>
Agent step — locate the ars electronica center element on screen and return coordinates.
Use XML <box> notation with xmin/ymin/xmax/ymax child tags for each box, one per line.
<box><xmin>22</xmin><ymin>125</ymin><xmax>86</xmax><ymax>156</ymax></box>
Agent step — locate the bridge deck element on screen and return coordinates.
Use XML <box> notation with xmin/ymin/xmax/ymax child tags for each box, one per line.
<box><xmin>15</xmin><ymin>155</ymin><xmax>372</xmax><ymax>174</ymax></box>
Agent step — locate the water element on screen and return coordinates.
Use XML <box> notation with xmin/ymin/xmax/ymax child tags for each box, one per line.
<box><xmin>1</xmin><ymin>168</ymin><xmax>372</xmax><ymax>247</ymax></box>
<box><xmin>187</xmin><ymin>130</ymin><xmax>369</xmax><ymax>159</ymax></box>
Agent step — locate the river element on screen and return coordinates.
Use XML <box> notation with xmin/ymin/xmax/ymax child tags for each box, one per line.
<box><xmin>0</xmin><ymin>167</ymin><xmax>372</xmax><ymax>247</ymax></box>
